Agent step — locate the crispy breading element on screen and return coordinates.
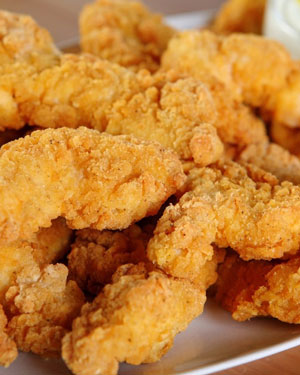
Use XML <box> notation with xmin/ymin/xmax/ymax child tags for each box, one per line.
<box><xmin>162</xmin><ymin>31</ymin><xmax>300</xmax><ymax>134</ymax></box>
<box><xmin>80</xmin><ymin>0</ymin><xmax>174</xmax><ymax>72</ymax></box>
<box><xmin>0</xmin><ymin>10</ymin><xmax>60</xmax><ymax>69</ymax></box>
<box><xmin>187</xmin><ymin>122</ymin><xmax>224</xmax><ymax>167</ymax></box>
<box><xmin>13</xmin><ymin>54</ymin><xmax>143</xmax><ymax>130</ymax></box>
<box><xmin>69</xmin><ymin>221</ymin><xmax>222</xmax><ymax>295</ymax></box>
<box><xmin>238</xmin><ymin>142</ymin><xmax>300</xmax><ymax>184</ymax></box>
<box><xmin>1</xmin><ymin>49</ymin><xmax>222</xmax><ymax>163</ymax></box>
<box><xmin>0</xmin><ymin>218</ymin><xmax>72</xmax><ymax>301</ymax></box>
<box><xmin>5</xmin><ymin>264</ymin><xmax>85</xmax><ymax>357</ymax></box>
<box><xmin>147</xmin><ymin>161</ymin><xmax>300</xmax><ymax>285</ymax></box>
<box><xmin>215</xmin><ymin>251</ymin><xmax>300</xmax><ymax>323</ymax></box>
<box><xmin>161</xmin><ymin>30</ymin><xmax>292</xmax><ymax>109</ymax></box>
<box><xmin>0</xmin><ymin>52</ymin><xmax>140</xmax><ymax>131</ymax></box>
<box><xmin>0</xmin><ymin>127</ymin><xmax>184</xmax><ymax>243</ymax></box>
<box><xmin>103</xmin><ymin>71</ymin><xmax>224</xmax><ymax>164</ymax></box>
<box><xmin>68</xmin><ymin>224</ymin><xmax>150</xmax><ymax>294</ymax></box>
<box><xmin>202</xmin><ymin>76</ymin><xmax>267</xmax><ymax>146</ymax></box>
<box><xmin>1</xmin><ymin>11</ymin><xmax>267</xmax><ymax>163</ymax></box>
<box><xmin>0</xmin><ymin>305</ymin><xmax>17</xmax><ymax>367</ymax></box>
<box><xmin>0</xmin><ymin>10</ymin><xmax>60</xmax><ymax>131</ymax></box>
<box><xmin>62</xmin><ymin>263</ymin><xmax>205</xmax><ymax>375</ymax></box>
<box><xmin>211</xmin><ymin>0</ymin><xmax>266</xmax><ymax>35</ymax></box>
<box><xmin>0</xmin><ymin>11</ymin><xmax>221</xmax><ymax>164</ymax></box>
<box><xmin>154</xmin><ymin>68</ymin><xmax>267</xmax><ymax>149</ymax></box>
<box><xmin>147</xmin><ymin>191</ymin><xmax>217</xmax><ymax>285</ymax></box>
<box><xmin>196</xmin><ymin>247</ymin><xmax>226</xmax><ymax>290</ymax></box>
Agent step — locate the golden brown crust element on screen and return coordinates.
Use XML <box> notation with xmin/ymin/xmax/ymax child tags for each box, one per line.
<box><xmin>215</xmin><ymin>252</ymin><xmax>300</xmax><ymax>323</ymax></box>
<box><xmin>155</xmin><ymin>69</ymin><xmax>267</xmax><ymax>149</ymax></box>
<box><xmin>204</xmin><ymin>77</ymin><xmax>267</xmax><ymax>146</ymax></box>
<box><xmin>0</xmin><ymin>11</ymin><xmax>258</xmax><ymax>163</ymax></box>
<box><xmin>161</xmin><ymin>30</ymin><xmax>300</xmax><ymax>134</ymax></box>
<box><xmin>62</xmin><ymin>263</ymin><xmax>205</xmax><ymax>375</ymax></box>
<box><xmin>104</xmin><ymin>71</ymin><xmax>224</xmax><ymax>162</ymax></box>
<box><xmin>0</xmin><ymin>218</ymin><xmax>72</xmax><ymax>302</ymax></box>
<box><xmin>147</xmin><ymin>192</ymin><xmax>218</xmax><ymax>285</ymax></box>
<box><xmin>0</xmin><ymin>305</ymin><xmax>17</xmax><ymax>367</ymax></box>
<box><xmin>162</xmin><ymin>30</ymin><xmax>292</xmax><ymax>109</ymax></box>
<box><xmin>1</xmin><ymin>50</ymin><xmax>223</xmax><ymax>163</ymax></box>
<box><xmin>0</xmin><ymin>10</ymin><xmax>60</xmax><ymax>131</ymax></box>
<box><xmin>5</xmin><ymin>264</ymin><xmax>85</xmax><ymax>357</ymax></box>
<box><xmin>79</xmin><ymin>0</ymin><xmax>175</xmax><ymax>72</ymax></box>
<box><xmin>147</xmin><ymin>161</ymin><xmax>300</xmax><ymax>283</ymax></box>
<box><xmin>68</xmin><ymin>224</ymin><xmax>150</xmax><ymax>294</ymax></box>
<box><xmin>238</xmin><ymin>142</ymin><xmax>300</xmax><ymax>184</ymax></box>
<box><xmin>188</xmin><ymin>123</ymin><xmax>224</xmax><ymax>166</ymax></box>
<box><xmin>0</xmin><ymin>11</ymin><xmax>217</xmax><ymax>164</ymax></box>
<box><xmin>0</xmin><ymin>10</ymin><xmax>60</xmax><ymax>68</ymax></box>
<box><xmin>0</xmin><ymin>127</ymin><xmax>184</xmax><ymax>243</ymax></box>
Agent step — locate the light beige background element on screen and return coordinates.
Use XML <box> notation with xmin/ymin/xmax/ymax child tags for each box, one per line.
<box><xmin>0</xmin><ymin>0</ymin><xmax>300</xmax><ymax>374</ymax></box>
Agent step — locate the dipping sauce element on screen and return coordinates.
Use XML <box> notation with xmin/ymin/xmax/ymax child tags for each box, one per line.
<box><xmin>264</xmin><ymin>0</ymin><xmax>300</xmax><ymax>59</ymax></box>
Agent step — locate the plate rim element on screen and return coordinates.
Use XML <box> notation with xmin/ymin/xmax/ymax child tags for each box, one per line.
<box><xmin>176</xmin><ymin>334</ymin><xmax>300</xmax><ymax>375</ymax></box>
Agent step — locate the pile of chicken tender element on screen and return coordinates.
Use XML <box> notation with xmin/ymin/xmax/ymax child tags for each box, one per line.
<box><xmin>1</xmin><ymin>0</ymin><xmax>300</xmax><ymax>374</ymax></box>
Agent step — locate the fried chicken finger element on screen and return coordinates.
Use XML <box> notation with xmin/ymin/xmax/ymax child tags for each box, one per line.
<box><xmin>148</xmin><ymin>162</ymin><xmax>300</xmax><ymax>285</ymax></box>
<box><xmin>80</xmin><ymin>0</ymin><xmax>175</xmax><ymax>72</ymax></box>
<box><xmin>0</xmin><ymin>127</ymin><xmax>184</xmax><ymax>243</ymax></box>
<box><xmin>0</xmin><ymin>305</ymin><xmax>17</xmax><ymax>367</ymax></box>
<box><xmin>62</xmin><ymin>263</ymin><xmax>205</xmax><ymax>375</ymax></box>
<box><xmin>0</xmin><ymin>218</ymin><xmax>72</xmax><ymax>302</ymax></box>
<box><xmin>215</xmin><ymin>251</ymin><xmax>300</xmax><ymax>324</ymax></box>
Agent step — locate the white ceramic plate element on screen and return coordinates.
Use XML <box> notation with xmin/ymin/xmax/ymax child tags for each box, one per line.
<box><xmin>2</xmin><ymin>9</ymin><xmax>300</xmax><ymax>375</ymax></box>
<box><xmin>3</xmin><ymin>299</ymin><xmax>300</xmax><ymax>375</ymax></box>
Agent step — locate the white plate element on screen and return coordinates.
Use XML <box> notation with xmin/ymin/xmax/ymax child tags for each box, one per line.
<box><xmin>3</xmin><ymin>299</ymin><xmax>300</xmax><ymax>375</ymax></box>
<box><xmin>2</xmin><ymin>9</ymin><xmax>300</xmax><ymax>375</ymax></box>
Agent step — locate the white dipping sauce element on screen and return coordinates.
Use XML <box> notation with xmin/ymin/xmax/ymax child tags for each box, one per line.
<box><xmin>263</xmin><ymin>0</ymin><xmax>300</xmax><ymax>59</ymax></box>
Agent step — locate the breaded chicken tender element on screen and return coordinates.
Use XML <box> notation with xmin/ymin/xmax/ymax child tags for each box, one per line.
<box><xmin>162</xmin><ymin>31</ymin><xmax>292</xmax><ymax>109</ymax></box>
<box><xmin>211</xmin><ymin>0</ymin><xmax>266</xmax><ymax>35</ymax></box>
<box><xmin>147</xmin><ymin>162</ymin><xmax>300</xmax><ymax>285</ymax></box>
<box><xmin>238</xmin><ymin>142</ymin><xmax>300</xmax><ymax>184</ymax></box>
<box><xmin>215</xmin><ymin>251</ymin><xmax>300</xmax><ymax>323</ymax></box>
<box><xmin>14</xmin><ymin>55</ymin><xmax>224</xmax><ymax>164</ymax></box>
<box><xmin>163</xmin><ymin>31</ymin><xmax>300</xmax><ymax>135</ymax></box>
<box><xmin>5</xmin><ymin>264</ymin><xmax>85</xmax><ymax>356</ymax></box>
<box><xmin>0</xmin><ymin>218</ymin><xmax>72</xmax><ymax>301</ymax></box>
<box><xmin>0</xmin><ymin>11</ymin><xmax>264</xmax><ymax>163</ymax></box>
<box><xmin>0</xmin><ymin>10</ymin><xmax>60</xmax><ymax>69</ymax></box>
<box><xmin>0</xmin><ymin>127</ymin><xmax>184</xmax><ymax>243</ymax></box>
<box><xmin>0</xmin><ymin>305</ymin><xmax>17</xmax><ymax>367</ymax></box>
<box><xmin>62</xmin><ymin>263</ymin><xmax>205</xmax><ymax>375</ymax></box>
<box><xmin>200</xmin><ymin>76</ymin><xmax>267</xmax><ymax>146</ymax></box>
<box><xmin>80</xmin><ymin>0</ymin><xmax>175</xmax><ymax>72</ymax></box>
<box><xmin>152</xmin><ymin>72</ymin><xmax>267</xmax><ymax>151</ymax></box>
<box><xmin>0</xmin><ymin>11</ymin><xmax>61</xmax><ymax>129</ymax></box>
<box><xmin>68</xmin><ymin>224</ymin><xmax>150</xmax><ymax>294</ymax></box>
<box><xmin>0</xmin><ymin>10</ymin><xmax>60</xmax><ymax>131</ymax></box>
